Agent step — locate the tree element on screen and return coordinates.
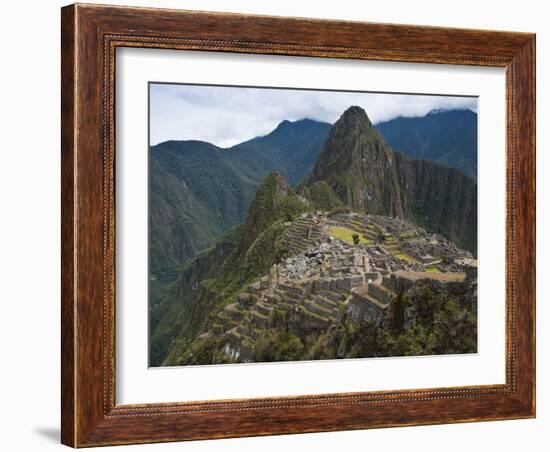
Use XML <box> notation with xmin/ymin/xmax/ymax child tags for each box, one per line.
<box><xmin>352</xmin><ymin>233</ymin><xmax>360</xmax><ymax>244</ymax></box>
<box><xmin>253</xmin><ymin>330</ymin><xmax>305</xmax><ymax>362</ymax></box>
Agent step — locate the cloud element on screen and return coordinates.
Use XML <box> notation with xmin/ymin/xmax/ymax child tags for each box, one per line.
<box><xmin>150</xmin><ymin>83</ymin><xmax>477</xmax><ymax>148</ymax></box>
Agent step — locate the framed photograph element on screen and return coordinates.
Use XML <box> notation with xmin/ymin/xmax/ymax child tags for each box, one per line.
<box><xmin>61</xmin><ymin>3</ymin><xmax>536</xmax><ymax>447</ymax></box>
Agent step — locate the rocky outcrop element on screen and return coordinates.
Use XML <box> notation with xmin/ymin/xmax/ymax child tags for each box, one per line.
<box><xmin>309</xmin><ymin>106</ymin><xmax>409</xmax><ymax>218</ymax></box>
<box><xmin>396</xmin><ymin>153</ymin><xmax>477</xmax><ymax>254</ymax></box>
<box><xmin>308</xmin><ymin>106</ymin><xmax>477</xmax><ymax>254</ymax></box>
<box><xmin>239</xmin><ymin>172</ymin><xmax>292</xmax><ymax>253</ymax></box>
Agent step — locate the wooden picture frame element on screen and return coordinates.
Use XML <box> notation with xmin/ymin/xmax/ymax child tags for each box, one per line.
<box><xmin>61</xmin><ymin>3</ymin><xmax>536</xmax><ymax>447</ymax></box>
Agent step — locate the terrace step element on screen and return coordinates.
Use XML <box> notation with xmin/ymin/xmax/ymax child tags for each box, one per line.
<box><xmin>224</xmin><ymin>319</ymin><xmax>238</xmax><ymax>331</ymax></box>
<box><xmin>304</xmin><ymin>298</ymin><xmax>335</xmax><ymax>319</ymax></box>
<box><xmin>348</xmin><ymin>219</ymin><xmax>368</xmax><ymax>228</ymax></box>
<box><xmin>298</xmin><ymin>305</ymin><xmax>332</xmax><ymax>326</ymax></box>
<box><xmin>220</xmin><ymin>303</ymin><xmax>244</xmax><ymax>321</ymax></box>
<box><xmin>242</xmin><ymin>336</ymin><xmax>255</xmax><ymax>350</ymax></box>
<box><xmin>250</xmin><ymin>328</ymin><xmax>266</xmax><ymax>340</ymax></box>
<box><xmin>216</xmin><ymin>311</ymin><xmax>234</xmax><ymax>324</ymax></box>
<box><xmin>278</xmin><ymin>301</ymin><xmax>296</xmax><ymax>311</ymax></box>
<box><xmin>361</xmin><ymin>292</ymin><xmax>391</xmax><ymax>309</ymax></box>
<box><xmin>251</xmin><ymin>310</ymin><xmax>270</xmax><ymax>328</ymax></box>
<box><xmin>265</xmin><ymin>292</ymin><xmax>282</xmax><ymax>304</ymax></box>
<box><xmin>227</xmin><ymin>327</ymin><xmax>242</xmax><ymax>341</ymax></box>
<box><xmin>255</xmin><ymin>301</ymin><xmax>273</xmax><ymax>317</ymax></box>
<box><xmin>367</xmin><ymin>282</ymin><xmax>395</xmax><ymax>304</ymax></box>
<box><xmin>317</xmin><ymin>289</ymin><xmax>344</xmax><ymax>303</ymax></box>
<box><xmin>362</xmin><ymin>230</ymin><xmax>378</xmax><ymax>240</ymax></box>
<box><xmin>210</xmin><ymin>322</ymin><xmax>224</xmax><ymax>335</ymax></box>
<box><xmin>278</xmin><ymin>283</ymin><xmax>305</xmax><ymax>297</ymax></box>
<box><xmin>227</xmin><ymin>327</ymin><xmax>254</xmax><ymax>344</ymax></box>
<box><xmin>399</xmin><ymin>231</ymin><xmax>419</xmax><ymax>241</ymax></box>
<box><xmin>384</xmin><ymin>245</ymin><xmax>401</xmax><ymax>253</ymax></box>
<box><xmin>237</xmin><ymin>323</ymin><xmax>249</xmax><ymax>336</ymax></box>
<box><xmin>247</xmin><ymin>281</ymin><xmax>262</xmax><ymax>294</ymax></box>
<box><xmin>313</xmin><ymin>294</ymin><xmax>339</xmax><ymax>311</ymax></box>
<box><xmin>274</xmin><ymin>291</ymin><xmax>302</xmax><ymax>305</ymax></box>
<box><xmin>292</xmin><ymin>227</ymin><xmax>313</xmax><ymax>234</ymax></box>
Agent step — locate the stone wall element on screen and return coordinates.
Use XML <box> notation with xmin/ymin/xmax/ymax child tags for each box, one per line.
<box><xmin>347</xmin><ymin>291</ymin><xmax>387</xmax><ymax>326</ymax></box>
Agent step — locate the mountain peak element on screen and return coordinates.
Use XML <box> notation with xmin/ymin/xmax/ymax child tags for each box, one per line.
<box><xmin>239</xmin><ymin>172</ymin><xmax>292</xmax><ymax>253</ymax></box>
<box><xmin>342</xmin><ymin>105</ymin><xmax>369</xmax><ymax>117</ymax></box>
<box><xmin>261</xmin><ymin>171</ymin><xmax>286</xmax><ymax>187</ymax></box>
<box><xmin>272</xmin><ymin>117</ymin><xmax>327</xmax><ymax>132</ymax></box>
<box><xmin>339</xmin><ymin>105</ymin><xmax>372</xmax><ymax>125</ymax></box>
<box><xmin>271</xmin><ymin>119</ymin><xmax>300</xmax><ymax>134</ymax></box>
<box><xmin>308</xmin><ymin>105</ymin><xmax>407</xmax><ymax>218</ymax></box>
<box><xmin>329</xmin><ymin>106</ymin><xmax>375</xmax><ymax>138</ymax></box>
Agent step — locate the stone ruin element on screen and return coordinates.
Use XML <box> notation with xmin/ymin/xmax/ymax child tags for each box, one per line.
<box><xmin>196</xmin><ymin>212</ymin><xmax>477</xmax><ymax>362</ymax></box>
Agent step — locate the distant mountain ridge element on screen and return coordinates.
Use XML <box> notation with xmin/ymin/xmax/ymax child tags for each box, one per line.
<box><xmin>227</xmin><ymin>118</ymin><xmax>333</xmax><ymax>185</ymax></box>
<box><xmin>375</xmin><ymin>108</ymin><xmax>477</xmax><ymax>177</ymax></box>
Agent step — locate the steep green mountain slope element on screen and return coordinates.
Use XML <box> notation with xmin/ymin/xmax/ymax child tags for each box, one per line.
<box><xmin>308</xmin><ymin>106</ymin><xmax>477</xmax><ymax>254</ymax></box>
<box><xmin>375</xmin><ymin>109</ymin><xmax>477</xmax><ymax>177</ymax></box>
<box><xmin>397</xmin><ymin>155</ymin><xmax>477</xmax><ymax>253</ymax></box>
<box><xmin>149</xmin><ymin>141</ymin><xmax>255</xmax><ymax>284</ymax></box>
<box><xmin>149</xmin><ymin>226</ymin><xmax>242</xmax><ymax>367</ymax></box>
<box><xmin>308</xmin><ymin>106</ymin><xmax>409</xmax><ymax>218</ymax></box>
<box><xmin>150</xmin><ymin>172</ymin><xmax>310</xmax><ymax>366</ymax></box>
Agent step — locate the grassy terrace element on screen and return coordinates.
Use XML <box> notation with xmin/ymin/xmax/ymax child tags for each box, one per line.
<box><xmin>425</xmin><ymin>266</ymin><xmax>441</xmax><ymax>273</ymax></box>
<box><xmin>378</xmin><ymin>232</ymin><xmax>421</xmax><ymax>264</ymax></box>
<box><xmin>393</xmin><ymin>252</ymin><xmax>420</xmax><ymax>264</ymax></box>
<box><xmin>399</xmin><ymin>231</ymin><xmax>418</xmax><ymax>241</ymax></box>
<box><xmin>393</xmin><ymin>270</ymin><xmax>466</xmax><ymax>283</ymax></box>
<box><xmin>328</xmin><ymin>226</ymin><xmax>373</xmax><ymax>245</ymax></box>
<box><xmin>328</xmin><ymin>225</ymin><xmax>419</xmax><ymax>264</ymax></box>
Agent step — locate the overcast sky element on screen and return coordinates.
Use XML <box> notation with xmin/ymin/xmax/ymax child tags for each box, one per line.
<box><xmin>150</xmin><ymin>83</ymin><xmax>477</xmax><ymax>148</ymax></box>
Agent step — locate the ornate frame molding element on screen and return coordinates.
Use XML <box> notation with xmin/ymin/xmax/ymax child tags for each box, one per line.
<box><xmin>61</xmin><ymin>4</ymin><xmax>535</xmax><ymax>447</ymax></box>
